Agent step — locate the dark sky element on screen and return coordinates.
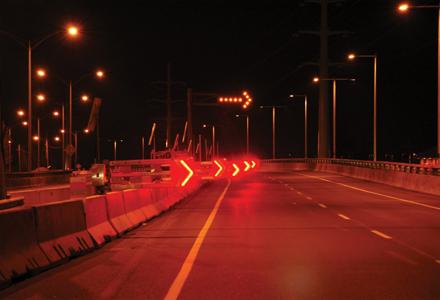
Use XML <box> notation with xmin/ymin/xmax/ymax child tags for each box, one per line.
<box><xmin>1</xmin><ymin>0</ymin><xmax>439</xmax><ymax>167</ymax></box>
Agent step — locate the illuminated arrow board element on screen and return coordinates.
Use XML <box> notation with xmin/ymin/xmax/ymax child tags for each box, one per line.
<box><xmin>214</xmin><ymin>160</ymin><xmax>224</xmax><ymax>177</ymax></box>
<box><xmin>218</xmin><ymin>91</ymin><xmax>252</xmax><ymax>110</ymax></box>
<box><xmin>232</xmin><ymin>163</ymin><xmax>240</xmax><ymax>177</ymax></box>
<box><xmin>179</xmin><ymin>160</ymin><xmax>194</xmax><ymax>187</ymax></box>
<box><xmin>243</xmin><ymin>160</ymin><xmax>251</xmax><ymax>172</ymax></box>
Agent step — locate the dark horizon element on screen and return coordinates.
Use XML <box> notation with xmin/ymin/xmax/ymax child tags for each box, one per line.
<box><xmin>1</xmin><ymin>0</ymin><xmax>439</xmax><ymax>168</ymax></box>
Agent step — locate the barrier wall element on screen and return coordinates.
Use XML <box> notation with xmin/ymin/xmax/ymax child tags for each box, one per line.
<box><xmin>105</xmin><ymin>191</ymin><xmax>134</xmax><ymax>234</ymax></box>
<box><xmin>260</xmin><ymin>161</ymin><xmax>440</xmax><ymax>197</ymax></box>
<box><xmin>122</xmin><ymin>189</ymin><xmax>146</xmax><ymax>225</ymax></box>
<box><xmin>33</xmin><ymin>199</ymin><xmax>94</xmax><ymax>263</ymax></box>
<box><xmin>137</xmin><ymin>188</ymin><xmax>160</xmax><ymax>220</ymax></box>
<box><xmin>0</xmin><ymin>207</ymin><xmax>49</xmax><ymax>287</ymax></box>
<box><xmin>83</xmin><ymin>195</ymin><xmax>117</xmax><ymax>246</ymax></box>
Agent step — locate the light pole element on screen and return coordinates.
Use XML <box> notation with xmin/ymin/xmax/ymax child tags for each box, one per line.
<box><xmin>398</xmin><ymin>2</ymin><xmax>440</xmax><ymax>157</ymax></box>
<box><xmin>260</xmin><ymin>106</ymin><xmax>284</xmax><ymax>159</ymax></box>
<box><xmin>348</xmin><ymin>53</ymin><xmax>378</xmax><ymax>161</ymax></box>
<box><xmin>313</xmin><ymin>77</ymin><xmax>356</xmax><ymax>159</ymax></box>
<box><xmin>235</xmin><ymin>114</ymin><xmax>250</xmax><ymax>154</ymax></box>
<box><xmin>289</xmin><ymin>94</ymin><xmax>308</xmax><ymax>158</ymax></box>
<box><xmin>0</xmin><ymin>24</ymin><xmax>80</xmax><ymax>171</ymax></box>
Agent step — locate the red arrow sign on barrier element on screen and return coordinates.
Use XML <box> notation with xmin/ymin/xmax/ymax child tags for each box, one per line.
<box><xmin>179</xmin><ymin>160</ymin><xmax>194</xmax><ymax>187</ymax></box>
<box><xmin>244</xmin><ymin>160</ymin><xmax>251</xmax><ymax>172</ymax></box>
<box><xmin>251</xmin><ymin>160</ymin><xmax>256</xmax><ymax>168</ymax></box>
<box><xmin>232</xmin><ymin>163</ymin><xmax>240</xmax><ymax>177</ymax></box>
<box><xmin>214</xmin><ymin>160</ymin><xmax>224</xmax><ymax>177</ymax></box>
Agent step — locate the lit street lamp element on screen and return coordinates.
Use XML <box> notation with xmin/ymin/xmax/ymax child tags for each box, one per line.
<box><xmin>313</xmin><ymin>77</ymin><xmax>356</xmax><ymax>159</ymax></box>
<box><xmin>235</xmin><ymin>114</ymin><xmax>250</xmax><ymax>155</ymax></box>
<box><xmin>289</xmin><ymin>94</ymin><xmax>308</xmax><ymax>158</ymax></box>
<box><xmin>398</xmin><ymin>2</ymin><xmax>440</xmax><ymax>157</ymax></box>
<box><xmin>348</xmin><ymin>53</ymin><xmax>378</xmax><ymax>161</ymax></box>
<box><xmin>0</xmin><ymin>24</ymin><xmax>80</xmax><ymax>171</ymax></box>
<box><xmin>260</xmin><ymin>105</ymin><xmax>285</xmax><ymax>159</ymax></box>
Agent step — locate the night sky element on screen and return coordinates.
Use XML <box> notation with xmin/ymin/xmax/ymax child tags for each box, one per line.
<box><xmin>1</xmin><ymin>0</ymin><xmax>439</xmax><ymax>168</ymax></box>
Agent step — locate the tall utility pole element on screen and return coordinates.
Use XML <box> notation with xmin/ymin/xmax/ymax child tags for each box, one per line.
<box><xmin>319</xmin><ymin>0</ymin><xmax>330</xmax><ymax>158</ymax></box>
<box><xmin>166</xmin><ymin>63</ymin><xmax>172</xmax><ymax>149</ymax></box>
<box><xmin>187</xmin><ymin>88</ymin><xmax>193</xmax><ymax>155</ymax></box>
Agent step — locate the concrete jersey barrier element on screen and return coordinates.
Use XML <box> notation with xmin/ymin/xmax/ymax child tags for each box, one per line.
<box><xmin>137</xmin><ymin>188</ymin><xmax>160</xmax><ymax>220</ymax></box>
<box><xmin>105</xmin><ymin>191</ymin><xmax>134</xmax><ymax>234</ymax></box>
<box><xmin>122</xmin><ymin>189</ymin><xmax>146</xmax><ymax>225</ymax></box>
<box><xmin>0</xmin><ymin>207</ymin><xmax>50</xmax><ymax>286</ymax></box>
<box><xmin>83</xmin><ymin>195</ymin><xmax>117</xmax><ymax>246</ymax></box>
<box><xmin>33</xmin><ymin>199</ymin><xmax>94</xmax><ymax>264</ymax></box>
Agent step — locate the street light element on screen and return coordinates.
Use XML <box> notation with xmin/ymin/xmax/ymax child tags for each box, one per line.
<box><xmin>36</xmin><ymin>93</ymin><xmax>46</xmax><ymax>102</ymax></box>
<box><xmin>235</xmin><ymin>114</ymin><xmax>250</xmax><ymax>154</ymax></box>
<box><xmin>81</xmin><ymin>94</ymin><xmax>89</xmax><ymax>102</ymax></box>
<box><xmin>290</xmin><ymin>94</ymin><xmax>308</xmax><ymax>158</ymax></box>
<box><xmin>17</xmin><ymin>109</ymin><xmax>25</xmax><ymax>117</ymax></box>
<box><xmin>36</xmin><ymin>68</ymin><xmax>46</xmax><ymax>78</ymax></box>
<box><xmin>348</xmin><ymin>52</ymin><xmax>378</xmax><ymax>161</ymax></box>
<box><xmin>398</xmin><ymin>2</ymin><xmax>440</xmax><ymax>157</ymax></box>
<box><xmin>52</xmin><ymin>110</ymin><xmax>60</xmax><ymax>117</ymax></box>
<box><xmin>260</xmin><ymin>105</ymin><xmax>285</xmax><ymax>159</ymax></box>
<box><xmin>0</xmin><ymin>22</ymin><xmax>80</xmax><ymax>171</ymax></box>
<box><xmin>313</xmin><ymin>76</ymin><xmax>356</xmax><ymax>158</ymax></box>
<box><xmin>96</xmin><ymin>70</ymin><xmax>105</xmax><ymax>78</ymax></box>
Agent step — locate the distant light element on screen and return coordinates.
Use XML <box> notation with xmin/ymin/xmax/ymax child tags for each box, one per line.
<box><xmin>7</xmin><ymin>140</ymin><xmax>12</xmax><ymax>144</ymax></box>
<box><xmin>398</xmin><ymin>3</ymin><xmax>409</xmax><ymax>12</ymax></box>
<box><xmin>60</xmin><ymin>129</ymin><xmax>65</xmax><ymax>134</ymax></box>
<box><xmin>219</xmin><ymin>97</ymin><xmax>224</xmax><ymax>102</ymax></box>
<box><xmin>235</xmin><ymin>114</ymin><xmax>240</xmax><ymax>118</ymax></box>
<box><xmin>52</xmin><ymin>110</ymin><xmax>60</xmax><ymax>117</ymax></box>
<box><xmin>81</xmin><ymin>94</ymin><xmax>89</xmax><ymax>102</ymax></box>
<box><xmin>67</xmin><ymin>25</ymin><xmax>79</xmax><ymax>37</ymax></box>
<box><xmin>348</xmin><ymin>53</ymin><xmax>356</xmax><ymax>60</ymax></box>
<box><xmin>36</xmin><ymin>93</ymin><xmax>46</xmax><ymax>102</ymax></box>
<box><xmin>54</xmin><ymin>136</ymin><xmax>60</xmax><ymax>142</ymax></box>
<box><xmin>289</xmin><ymin>94</ymin><xmax>294</xmax><ymax>98</ymax></box>
<box><xmin>96</xmin><ymin>70</ymin><xmax>105</xmax><ymax>78</ymax></box>
<box><xmin>313</xmin><ymin>77</ymin><xmax>320</xmax><ymax>83</ymax></box>
<box><xmin>22</xmin><ymin>121</ymin><xmax>28</xmax><ymax>126</ymax></box>
<box><xmin>84</xmin><ymin>128</ymin><xmax>90</xmax><ymax>134</ymax></box>
<box><xmin>36</xmin><ymin>69</ymin><xmax>46</xmax><ymax>78</ymax></box>
<box><xmin>33</xmin><ymin>135</ymin><xmax>39</xmax><ymax>141</ymax></box>
<box><xmin>17</xmin><ymin>109</ymin><xmax>25</xmax><ymax>117</ymax></box>
<box><xmin>202</xmin><ymin>124</ymin><xmax>207</xmax><ymax>128</ymax></box>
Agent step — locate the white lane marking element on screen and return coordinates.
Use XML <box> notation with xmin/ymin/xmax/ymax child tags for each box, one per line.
<box><xmin>299</xmin><ymin>173</ymin><xmax>440</xmax><ymax>212</ymax></box>
<box><xmin>318</xmin><ymin>203</ymin><xmax>327</xmax><ymax>208</ymax></box>
<box><xmin>296</xmin><ymin>191</ymin><xmax>303</xmax><ymax>196</ymax></box>
<box><xmin>386</xmin><ymin>250</ymin><xmax>418</xmax><ymax>266</ymax></box>
<box><xmin>371</xmin><ymin>230</ymin><xmax>392</xmax><ymax>240</ymax></box>
<box><xmin>306</xmin><ymin>196</ymin><xmax>313</xmax><ymax>200</ymax></box>
<box><xmin>436</xmin><ymin>259</ymin><xmax>440</xmax><ymax>265</ymax></box>
<box><xmin>337</xmin><ymin>213</ymin><xmax>351</xmax><ymax>220</ymax></box>
<box><xmin>164</xmin><ymin>180</ymin><xmax>231</xmax><ymax>300</ymax></box>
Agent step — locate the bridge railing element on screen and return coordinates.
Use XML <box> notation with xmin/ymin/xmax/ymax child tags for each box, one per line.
<box><xmin>261</xmin><ymin>158</ymin><xmax>440</xmax><ymax>176</ymax></box>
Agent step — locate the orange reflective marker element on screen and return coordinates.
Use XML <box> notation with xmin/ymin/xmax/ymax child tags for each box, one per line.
<box><xmin>244</xmin><ymin>160</ymin><xmax>251</xmax><ymax>172</ymax></box>
<box><xmin>214</xmin><ymin>160</ymin><xmax>223</xmax><ymax>177</ymax></box>
<box><xmin>251</xmin><ymin>160</ymin><xmax>256</xmax><ymax>168</ymax></box>
<box><xmin>232</xmin><ymin>163</ymin><xmax>240</xmax><ymax>177</ymax></box>
<box><xmin>179</xmin><ymin>160</ymin><xmax>194</xmax><ymax>187</ymax></box>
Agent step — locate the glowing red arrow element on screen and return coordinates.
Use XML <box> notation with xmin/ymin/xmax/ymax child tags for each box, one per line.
<box><xmin>232</xmin><ymin>163</ymin><xmax>240</xmax><ymax>177</ymax></box>
<box><xmin>179</xmin><ymin>160</ymin><xmax>194</xmax><ymax>187</ymax></box>
<box><xmin>214</xmin><ymin>160</ymin><xmax>223</xmax><ymax>177</ymax></box>
<box><xmin>244</xmin><ymin>160</ymin><xmax>251</xmax><ymax>172</ymax></box>
<box><xmin>251</xmin><ymin>160</ymin><xmax>256</xmax><ymax>168</ymax></box>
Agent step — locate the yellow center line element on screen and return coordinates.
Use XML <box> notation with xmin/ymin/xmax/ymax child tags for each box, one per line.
<box><xmin>300</xmin><ymin>173</ymin><xmax>440</xmax><ymax>212</ymax></box>
<box><xmin>164</xmin><ymin>180</ymin><xmax>231</xmax><ymax>300</ymax></box>
<box><xmin>338</xmin><ymin>213</ymin><xmax>351</xmax><ymax>220</ymax></box>
<box><xmin>371</xmin><ymin>230</ymin><xmax>392</xmax><ymax>240</ymax></box>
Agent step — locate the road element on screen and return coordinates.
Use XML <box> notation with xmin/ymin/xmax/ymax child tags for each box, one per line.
<box><xmin>1</xmin><ymin>170</ymin><xmax>440</xmax><ymax>299</ymax></box>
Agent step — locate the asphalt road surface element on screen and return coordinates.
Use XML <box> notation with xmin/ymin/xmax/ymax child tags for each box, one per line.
<box><xmin>1</xmin><ymin>170</ymin><xmax>440</xmax><ymax>300</ymax></box>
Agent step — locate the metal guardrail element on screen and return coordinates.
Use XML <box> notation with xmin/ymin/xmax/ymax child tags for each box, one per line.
<box><xmin>261</xmin><ymin>158</ymin><xmax>440</xmax><ymax>176</ymax></box>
